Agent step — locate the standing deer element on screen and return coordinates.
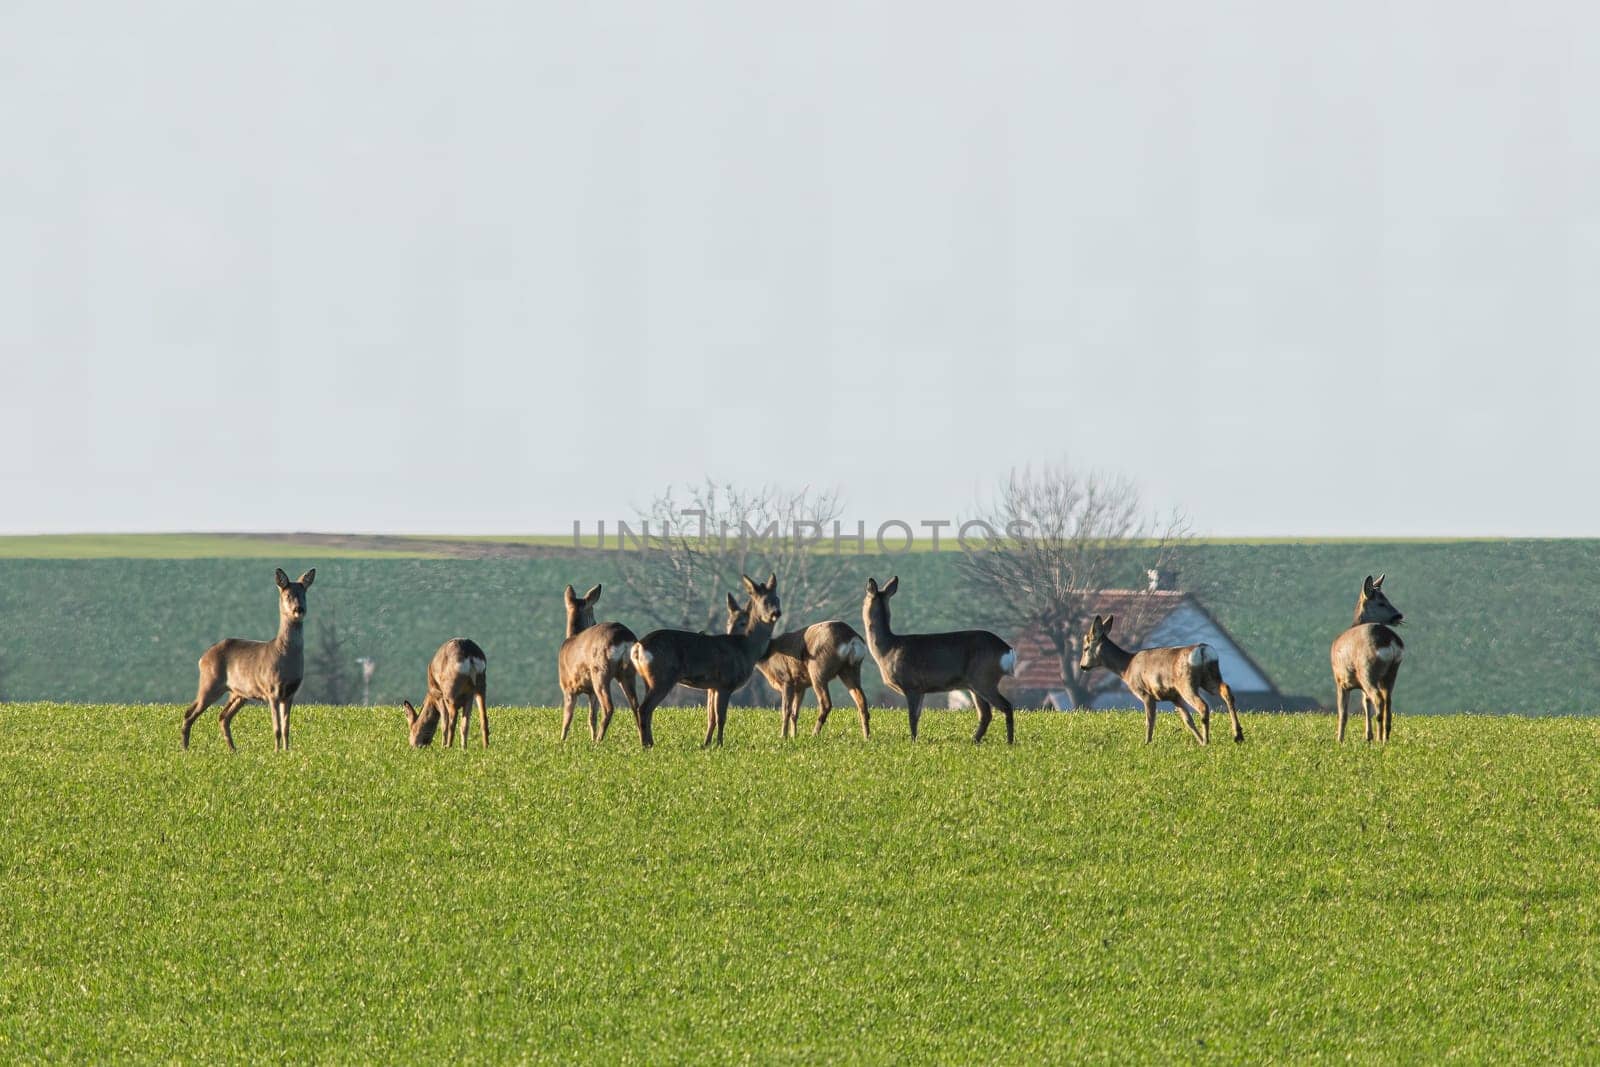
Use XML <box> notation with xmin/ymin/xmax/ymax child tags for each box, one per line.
<box><xmin>724</xmin><ymin>599</ymin><xmax>871</xmax><ymax>739</ymax></box>
<box><xmin>630</xmin><ymin>574</ymin><xmax>782</xmax><ymax>749</ymax></box>
<box><xmin>557</xmin><ymin>583</ymin><xmax>640</xmax><ymax>742</ymax></box>
<box><xmin>1077</xmin><ymin>614</ymin><xmax>1244</xmax><ymax>745</ymax></box>
<box><xmin>180</xmin><ymin>568</ymin><xmax>315</xmax><ymax>752</ymax></box>
<box><xmin>1332</xmin><ymin>574</ymin><xmax>1404</xmax><ymax>743</ymax></box>
<box><xmin>861</xmin><ymin>576</ymin><xmax>1018</xmax><ymax>744</ymax></box>
<box><xmin>403</xmin><ymin>638</ymin><xmax>488</xmax><ymax>748</ymax></box>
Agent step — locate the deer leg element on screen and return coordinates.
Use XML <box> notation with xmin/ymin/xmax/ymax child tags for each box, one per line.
<box><xmin>810</xmin><ymin>673</ymin><xmax>835</xmax><ymax>738</ymax></box>
<box><xmin>1216</xmin><ymin>681</ymin><xmax>1245</xmax><ymax>743</ymax></box>
<box><xmin>280</xmin><ymin>700</ymin><xmax>293</xmax><ymax>751</ymax></box>
<box><xmin>614</xmin><ymin>674</ymin><xmax>640</xmax><ymax>743</ymax></box>
<box><xmin>1335</xmin><ymin>685</ymin><xmax>1351</xmax><ymax>743</ymax></box>
<box><xmin>1362</xmin><ymin>693</ymin><xmax>1375</xmax><ymax>743</ymax></box>
<box><xmin>1378</xmin><ymin>689</ymin><xmax>1393</xmax><ymax>742</ymax></box>
<box><xmin>701</xmin><ymin>692</ymin><xmax>718</xmax><ymax>749</ymax></box>
<box><xmin>906</xmin><ymin>692</ymin><xmax>924</xmax><ymax>740</ymax></box>
<box><xmin>1143</xmin><ymin>697</ymin><xmax>1158</xmax><ymax>744</ymax></box>
<box><xmin>1172</xmin><ymin>696</ymin><xmax>1206</xmax><ymax>746</ymax></box>
<box><xmin>637</xmin><ymin>679</ymin><xmax>673</xmax><ymax>749</ymax></box>
<box><xmin>834</xmin><ymin>663</ymin><xmax>869</xmax><ymax>739</ymax></box>
<box><xmin>184</xmin><ymin>675</ymin><xmax>227</xmax><ymax>749</ymax></box>
<box><xmin>559</xmin><ymin>692</ymin><xmax>576</xmax><ymax>742</ymax></box>
<box><xmin>587</xmin><ymin>692</ymin><xmax>600</xmax><ymax>742</ymax></box>
<box><xmin>715</xmin><ymin>689</ymin><xmax>729</xmax><ymax>747</ymax></box>
<box><xmin>972</xmin><ymin>693</ymin><xmax>993</xmax><ymax>744</ymax></box>
<box><xmin>978</xmin><ymin>687</ymin><xmax>1015</xmax><ymax>745</ymax></box>
<box><xmin>213</xmin><ymin>694</ymin><xmax>245</xmax><ymax>751</ymax></box>
<box><xmin>267</xmin><ymin>700</ymin><xmax>283</xmax><ymax>751</ymax></box>
<box><xmin>1184</xmin><ymin>689</ymin><xmax>1212</xmax><ymax>745</ymax></box>
<box><xmin>476</xmin><ymin>688</ymin><xmax>489</xmax><ymax>748</ymax></box>
<box><xmin>596</xmin><ymin>681</ymin><xmax>617</xmax><ymax>742</ymax></box>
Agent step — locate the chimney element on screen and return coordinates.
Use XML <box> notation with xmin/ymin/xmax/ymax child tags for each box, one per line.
<box><xmin>1146</xmin><ymin>567</ymin><xmax>1179</xmax><ymax>592</ymax></box>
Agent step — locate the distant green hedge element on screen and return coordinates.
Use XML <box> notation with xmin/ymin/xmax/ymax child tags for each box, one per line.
<box><xmin>1</xmin><ymin>540</ymin><xmax>1596</xmax><ymax>713</ymax></box>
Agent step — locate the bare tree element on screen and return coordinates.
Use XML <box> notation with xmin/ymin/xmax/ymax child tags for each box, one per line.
<box><xmin>958</xmin><ymin>463</ymin><xmax>1194</xmax><ymax>709</ymax></box>
<box><xmin>613</xmin><ymin>482</ymin><xmax>859</xmax><ymax>705</ymax></box>
<box><xmin>305</xmin><ymin>609</ymin><xmax>357</xmax><ymax>705</ymax></box>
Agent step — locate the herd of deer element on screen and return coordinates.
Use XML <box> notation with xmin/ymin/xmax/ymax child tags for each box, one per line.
<box><xmin>177</xmin><ymin>568</ymin><xmax>1406</xmax><ymax>752</ymax></box>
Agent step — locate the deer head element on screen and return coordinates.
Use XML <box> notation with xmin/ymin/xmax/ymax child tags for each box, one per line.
<box><xmin>402</xmin><ymin>699</ymin><xmax>441</xmax><ymax>747</ymax></box>
<box><xmin>563</xmin><ymin>583</ymin><xmax>603</xmax><ymax>635</ymax></box>
<box><xmin>274</xmin><ymin>568</ymin><xmax>315</xmax><ymax>621</ymax></box>
<box><xmin>724</xmin><ymin>593</ymin><xmax>752</xmax><ymax>635</ymax></box>
<box><xmin>1079</xmin><ymin>613</ymin><xmax>1117</xmax><ymax>673</ymax></box>
<box><xmin>1355</xmin><ymin>574</ymin><xmax>1403</xmax><ymax>626</ymax></box>
<box><xmin>740</xmin><ymin>573</ymin><xmax>781</xmax><ymax>626</ymax></box>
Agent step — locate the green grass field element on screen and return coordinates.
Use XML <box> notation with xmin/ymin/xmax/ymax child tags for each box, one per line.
<box><xmin>2</xmin><ymin>705</ymin><xmax>1596</xmax><ymax>1062</ymax></box>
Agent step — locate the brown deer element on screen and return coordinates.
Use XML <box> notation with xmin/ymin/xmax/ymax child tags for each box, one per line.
<box><xmin>1077</xmin><ymin>614</ymin><xmax>1244</xmax><ymax>745</ymax></box>
<box><xmin>402</xmin><ymin>638</ymin><xmax>488</xmax><ymax>748</ymax></box>
<box><xmin>630</xmin><ymin>574</ymin><xmax>782</xmax><ymax>749</ymax></box>
<box><xmin>1332</xmin><ymin>574</ymin><xmax>1404</xmax><ymax>743</ymax></box>
<box><xmin>724</xmin><ymin>599</ymin><xmax>871</xmax><ymax>739</ymax></box>
<box><xmin>557</xmin><ymin>583</ymin><xmax>640</xmax><ymax>742</ymax></box>
<box><xmin>180</xmin><ymin>568</ymin><xmax>315</xmax><ymax>751</ymax></box>
<box><xmin>861</xmin><ymin>576</ymin><xmax>1018</xmax><ymax>743</ymax></box>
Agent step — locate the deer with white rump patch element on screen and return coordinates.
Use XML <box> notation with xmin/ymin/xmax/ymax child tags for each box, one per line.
<box><xmin>1332</xmin><ymin>574</ymin><xmax>1404</xmax><ymax>743</ymax></box>
<box><xmin>180</xmin><ymin>568</ymin><xmax>315</xmax><ymax>751</ymax></box>
<box><xmin>725</xmin><ymin>599</ymin><xmax>871</xmax><ymax>738</ymax></box>
<box><xmin>630</xmin><ymin>573</ymin><xmax>782</xmax><ymax>748</ymax></box>
<box><xmin>557</xmin><ymin>583</ymin><xmax>640</xmax><ymax>742</ymax></box>
<box><xmin>1077</xmin><ymin>614</ymin><xmax>1244</xmax><ymax>745</ymax></box>
<box><xmin>403</xmin><ymin>638</ymin><xmax>488</xmax><ymax>748</ymax></box>
<box><xmin>861</xmin><ymin>576</ymin><xmax>1018</xmax><ymax>743</ymax></box>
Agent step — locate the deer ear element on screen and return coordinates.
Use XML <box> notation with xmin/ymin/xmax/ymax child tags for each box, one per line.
<box><xmin>275</xmin><ymin>568</ymin><xmax>291</xmax><ymax>589</ymax></box>
<box><xmin>882</xmin><ymin>576</ymin><xmax>899</xmax><ymax>597</ymax></box>
<box><xmin>866</xmin><ymin>578</ymin><xmax>878</xmax><ymax>595</ymax></box>
<box><xmin>727</xmin><ymin>592</ymin><xmax>739</xmax><ymax>612</ymax></box>
<box><xmin>767</xmin><ymin>571</ymin><xmax>777</xmax><ymax>592</ymax></box>
<box><xmin>740</xmin><ymin>574</ymin><xmax>758</xmax><ymax>595</ymax></box>
<box><xmin>296</xmin><ymin>569</ymin><xmax>316</xmax><ymax>587</ymax></box>
<box><xmin>1102</xmin><ymin>615</ymin><xmax>1115</xmax><ymax>632</ymax></box>
<box><xmin>584</xmin><ymin>584</ymin><xmax>602</xmax><ymax>604</ymax></box>
<box><xmin>564</xmin><ymin>585</ymin><xmax>578</xmax><ymax>605</ymax></box>
<box><xmin>1362</xmin><ymin>575</ymin><xmax>1376</xmax><ymax>595</ymax></box>
<box><xmin>1373</xmin><ymin>574</ymin><xmax>1386</xmax><ymax>589</ymax></box>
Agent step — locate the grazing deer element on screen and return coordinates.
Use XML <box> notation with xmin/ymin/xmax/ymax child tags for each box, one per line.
<box><xmin>180</xmin><ymin>568</ymin><xmax>315</xmax><ymax>752</ymax></box>
<box><xmin>861</xmin><ymin>576</ymin><xmax>1018</xmax><ymax>743</ymax></box>
<box><xmin>558</xmin><ymin>583</ymin><xmax>640</xmax><ymax>742</ymax></box>
<box><xmin>1332</xmin><ymin>574</ymin><xmax>1404</xmax><ymax>743</ymax></box>
<box><xmin>403</xmin><ymin>638</ymin><xmax>488</xmax><ymax>748</ymax></box>
<box><xmin>1077</xmin><ymin>614</ymin><xmax>1244</xmax><ymax>745</ymax></box>
<box><xmin>724</xmin><ymin>599</ymin><xmax>871</xmax><ymax>739</ymax></box>
<box><xmin>630</xmin><ymin>574</ymin><xmax>782</xmax><ymax>749</ymax></box>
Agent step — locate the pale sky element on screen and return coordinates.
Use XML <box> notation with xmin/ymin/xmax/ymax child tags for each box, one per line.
<box><xmin>4</xmin><ymin>1</ymin><xmax>1598</xmax><ymax>537</ymax></box>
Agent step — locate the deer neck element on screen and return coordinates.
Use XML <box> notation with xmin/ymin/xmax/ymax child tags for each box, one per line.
<box><xmin>1097</xmin><ymin>637</ymin><xmax>1136</xmax><ymax>680</ymax></box>
<box><xmin>863</xmin><ymin>601</ymin><xmax>896</xmax><ymax>656</ymax></box>
<box><xmin>274</xmin><ymin>611</ymin><xmax>304</xmax><ymax>653</ymax></box>
<box><xmin>566</xmin><ymin>611</ymin><xmax>593</xmax><ymax>640</ymax></box>
<box><xmin>740</xmin><ymin>612</ymin><xmax>777</xmax><ymax>661</ymax></box>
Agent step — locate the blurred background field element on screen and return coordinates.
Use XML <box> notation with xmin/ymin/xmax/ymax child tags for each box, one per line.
<box><xmin>0</xmin><ymin>536</ymin><xmax>1596</xmax><ymax>714</ymax></box>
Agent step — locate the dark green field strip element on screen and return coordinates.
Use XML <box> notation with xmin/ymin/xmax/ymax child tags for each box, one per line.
<box><xmin>3</xmin><ymin>541</ymin><xmax>1600</xmax><ymax>715</ymax></box>
<box><xmin>1</xmin><ymin>707</ymin><xmax>1596</xmax><ymax>1062</ymax></box>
